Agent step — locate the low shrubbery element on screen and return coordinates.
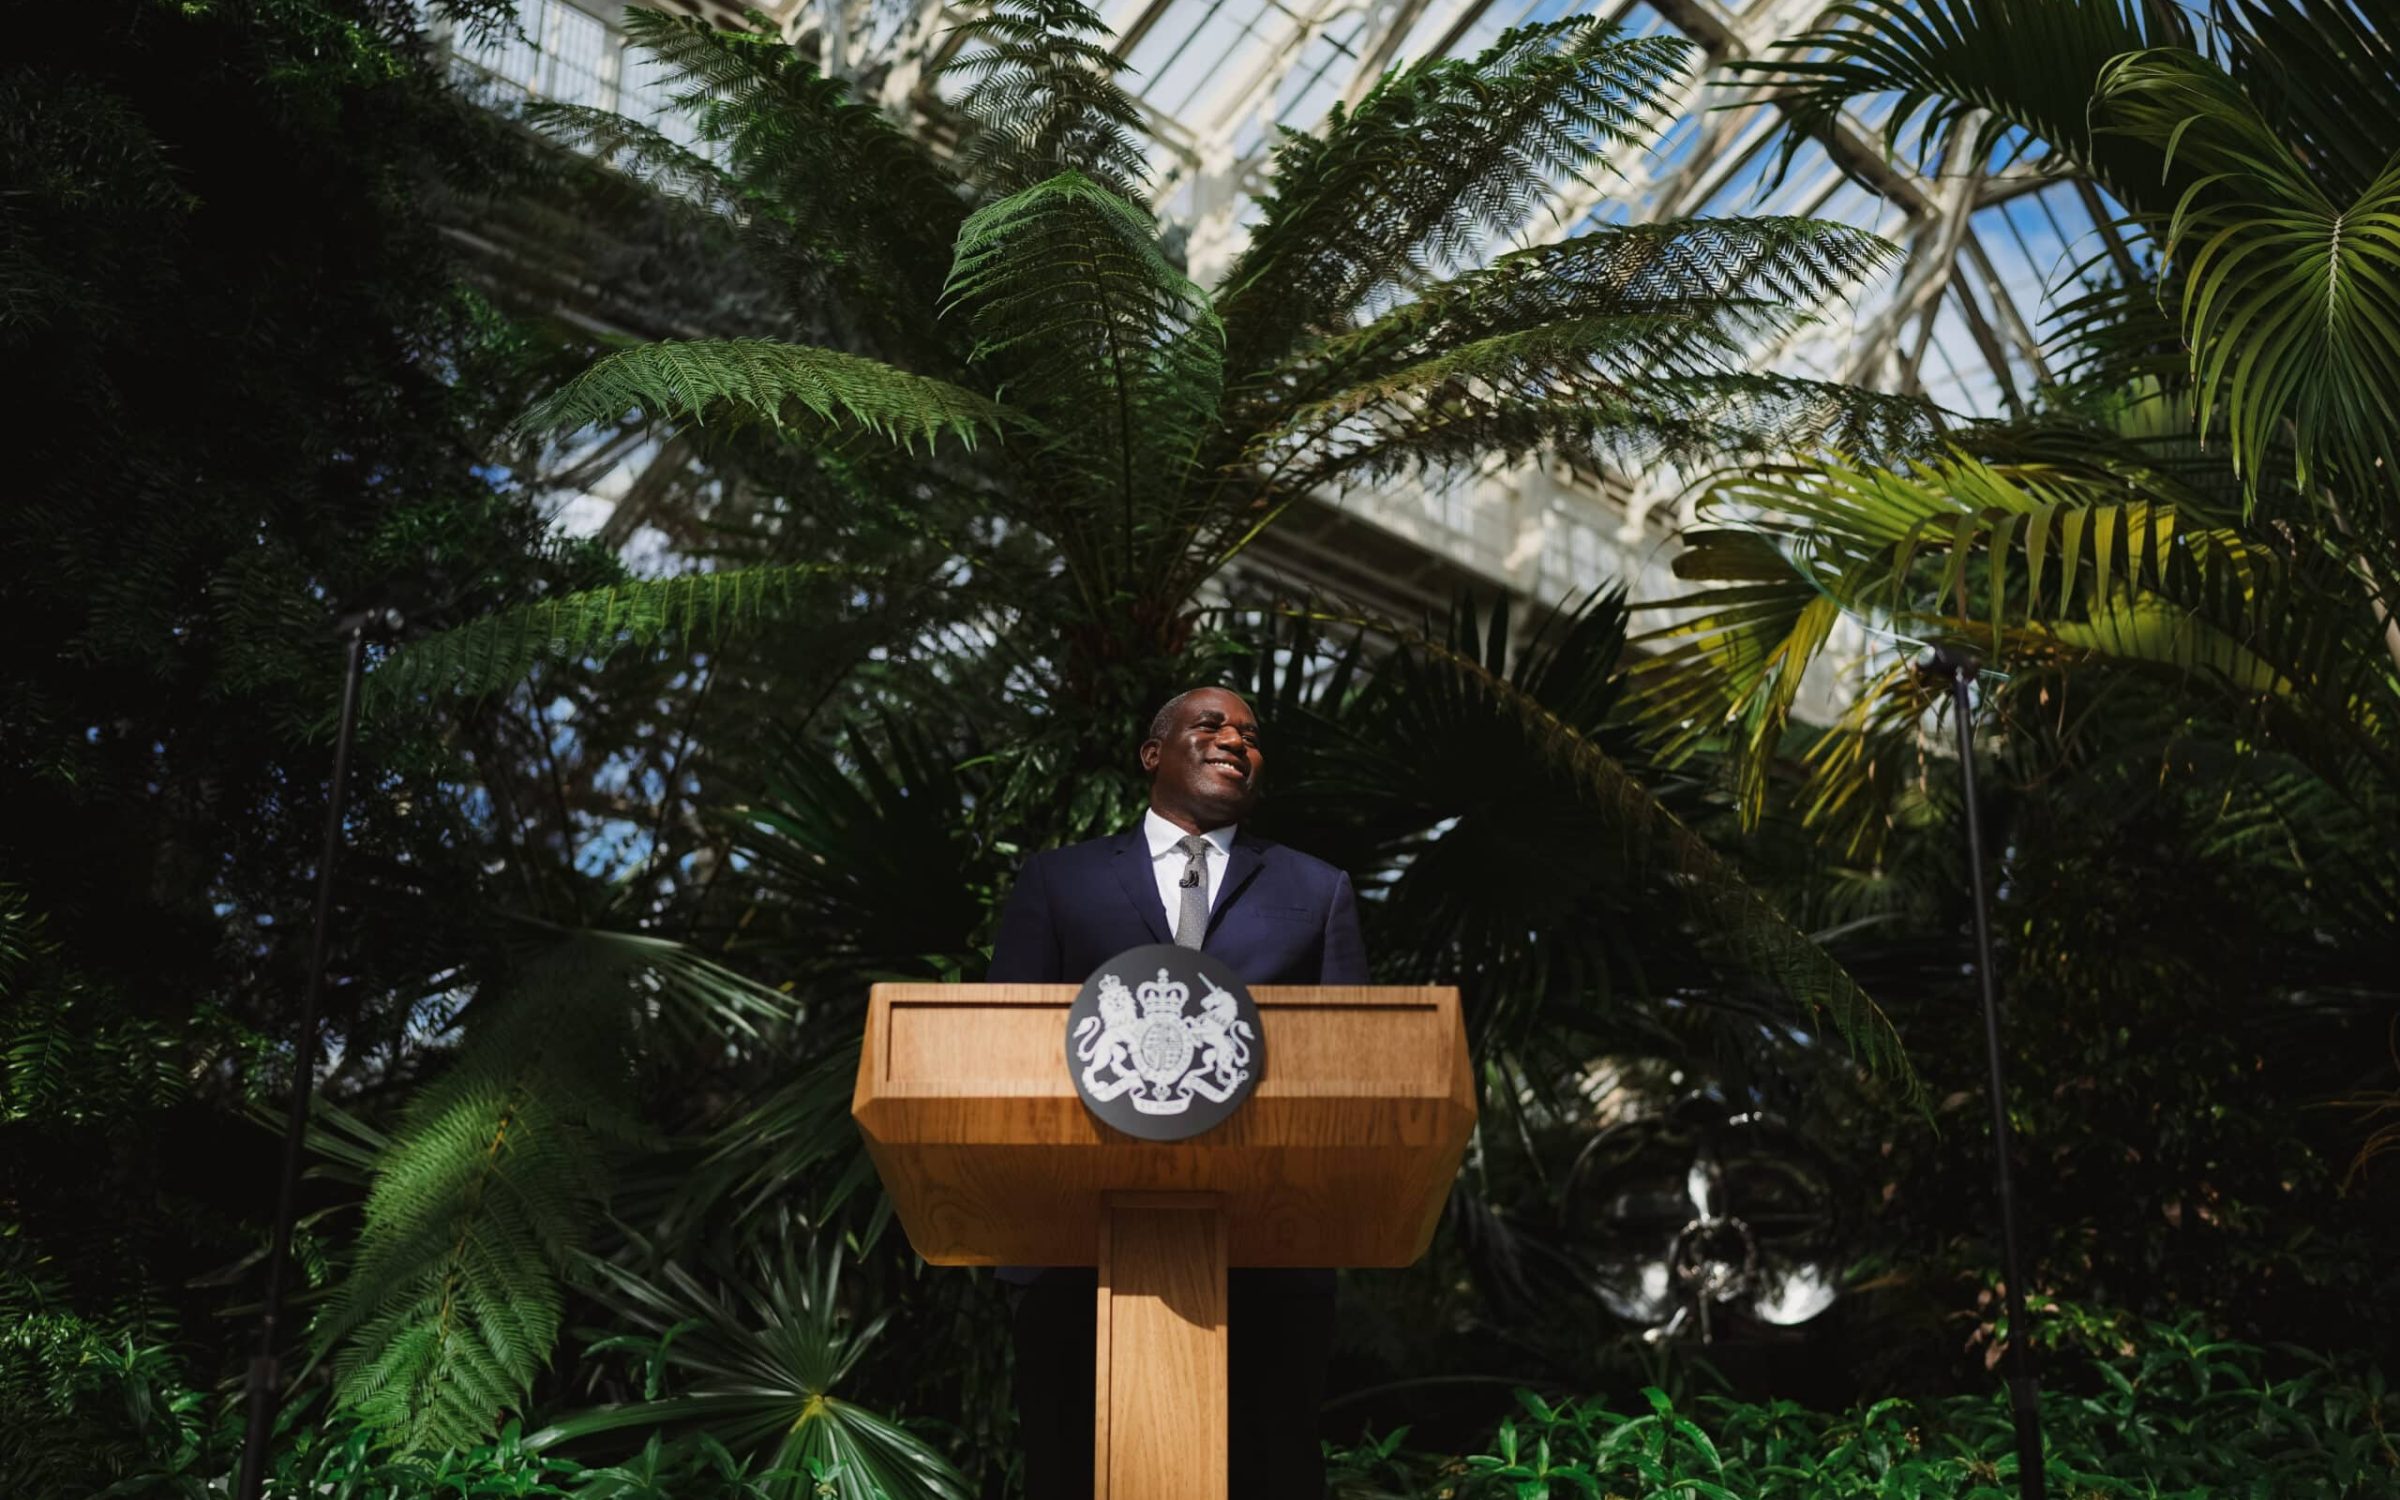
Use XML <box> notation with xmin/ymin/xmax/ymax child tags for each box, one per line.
<box><xmin>1329</xmin><ymin>1318</ymin><xmax>2397</xmax><ymax>1499</ymax></box>
<box><xmin>21</xmin><ymin>1294</ymin><xmax>2394</xmax><ymax>1497</ymax></box>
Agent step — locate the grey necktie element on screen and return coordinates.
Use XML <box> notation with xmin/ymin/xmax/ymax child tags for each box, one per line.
<box><xmin>1172</xmin><ymin>834</ymin><xmax>1212</xmax><ymax>949</ymax></box>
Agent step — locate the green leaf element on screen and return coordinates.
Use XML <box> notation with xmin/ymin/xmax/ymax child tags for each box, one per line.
<box><xmin>519</xmin><ymin>339</ymin><xmax>1013</xmax><ymax>449</ymax></box>
<box><xmin>1219</xmin><ymin>19</ymin><xmax>1690</xmax><ymax>381</ymax></box>
<box><xmin>364</xmin><ymin>564</ymin><xmax>863</xmax><ymax>712</ymax></box>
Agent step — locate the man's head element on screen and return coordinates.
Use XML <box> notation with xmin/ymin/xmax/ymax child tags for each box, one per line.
<box><xmin>1141</xmin><ymin>686</ymin><xmax>1263</xmax><ymax>833</ymax></box>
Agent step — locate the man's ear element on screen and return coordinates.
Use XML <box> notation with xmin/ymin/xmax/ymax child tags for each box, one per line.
<box><xmin>1138</xmin><ymin>738</ymin><xmax>1162</xmax><ymax>775</ymax></box>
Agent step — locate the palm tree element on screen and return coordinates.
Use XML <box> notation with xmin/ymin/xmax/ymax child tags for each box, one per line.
<box><xmin>1640</xmin><ymin>0</ymin><xmax>2400</xmax><ymax>859</ymax></box>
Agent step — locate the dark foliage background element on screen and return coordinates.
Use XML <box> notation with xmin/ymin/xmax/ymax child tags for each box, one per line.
<box><xmin>2</xmin><ymin>0</ymin><xmax>2395</xmax><ymax>1495</ymax></box>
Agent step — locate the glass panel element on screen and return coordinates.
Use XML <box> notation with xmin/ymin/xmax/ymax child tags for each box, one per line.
<box><xmin>543</xmin><ymin>2</ymin><xmax>611</xmax><ymax>108</ymax></box>
<box><xmin>455</xmin><ymin>0</ymin><xmax>542</xmax><ymax>93</ymax></box>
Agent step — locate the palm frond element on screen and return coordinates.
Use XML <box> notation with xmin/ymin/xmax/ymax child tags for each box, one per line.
<box><xmin>518</xmin><ymin>339</ymin><xmax>1014</xmax><ymax>447</ymax></box>
<box><xmin>667</xmin><ymin>1045</ymin><xmax>879</xmax><ymax>1235</ymax></box>
<box><xmin>365</xmin><ymin>564</ymin><xmax>867</xmax><ymax>712</ymax></box>
<box><xmin>1218</xmin><ymin>20</ymin><xmax>1689</xmax><ymax>383</ymax></box>
<box><xmin>719</xmin><ymin>723</ymin><xmax>991</xmax><ymax>984</ymax></box>
<box><xmin>530</xmin><ymin>1236</ymin><xmax>970</xmax><ymax>1500</ymax></box>
<box><xmin>1419</xmin><ymin>630</ymin><xmax>1916</xmax><ymax>1095</ymax></box>
<box><xmin>1277</xmin><ymin>598</ymin><xmax>1920</xmax><ymax>1099</ymax></box>
<box><xmin>2098</xmin><ymin>48</ymin><xmax>2400</xmax><ymax>507</ymax></box>
<box><xmin>939</xmin><ymin>0</ymin><xmax>1153</xmax><ymax>203</ymax></box>
<box><xmin>2219</xmin><ymin>0</ymin><xmax>2400</xmax><ymax>202</ymax></box>
<box><xmin>1735</xmin><ymin>0</ymin><xmax>2189</xmax><ymax>212</ymax></box>
<box><xmin>1640</xmin><ymin>444</ymin><xmax>2399</xmax><ymax>845</ymax></box>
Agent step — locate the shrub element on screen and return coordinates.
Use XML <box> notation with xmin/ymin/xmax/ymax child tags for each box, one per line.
<box><xmin>1331</xmin><ymin>1317</ymin><xmax>2398</xmax><ymax>1498</ymax></box>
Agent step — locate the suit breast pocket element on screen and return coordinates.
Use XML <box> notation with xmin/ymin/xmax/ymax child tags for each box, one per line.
<box><xmin>1251</xmin><ymin>903</ymin><xmax>1317</xmax><ymax>925</ymax></box>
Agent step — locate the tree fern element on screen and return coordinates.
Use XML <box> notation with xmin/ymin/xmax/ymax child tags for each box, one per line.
<box><xmin>1275</xmin><ymin>368</ymin><xmax>1939</xmax><ymax>488</ymax></box>
<box><xmin>524</xmin><ymin>100</ymin><xmax>740</xmax><ymax>212</ymax></box>
<box><xmin>945</xmin><ymin>170</ymin><xmax>1223</xmax><ymax>580</ymax></box>
<box><xmin>517</xmin><ymin>339</ymin><xmax>1012</xmax><ymax>448</ymax></box>
<box><xmin>618</xmin><ymin>9</ymin><xmax>963</xmax><ymax>323</ymax></box>
<box><xmin>1274</xmin><ymin>216</ymin><xmax>1900</xmax><ymax>408</ymax></box>
<box><xmin>1249</xmin><ymin>216</ymin><xmax>1923</xmax><ymax>482</ymax></box>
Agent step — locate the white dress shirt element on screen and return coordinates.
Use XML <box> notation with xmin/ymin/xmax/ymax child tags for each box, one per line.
<box><xmin>1143</xmin><ymin>807</ymin><xmax>1235</xmax><ymax>927</ymax></box>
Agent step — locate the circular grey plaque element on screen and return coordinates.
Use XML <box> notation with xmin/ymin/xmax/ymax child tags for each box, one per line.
<box><xmin>1065</xmin><ymin>944</ymin><xmax>1266</xmax><ymax>1141</ymax></box>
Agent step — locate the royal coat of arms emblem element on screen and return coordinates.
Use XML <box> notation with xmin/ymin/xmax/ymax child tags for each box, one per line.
<box><xmin>1064</xmin><ymin>944</ymin><xmax>1265</xmax><ymax>1140</ymax></box>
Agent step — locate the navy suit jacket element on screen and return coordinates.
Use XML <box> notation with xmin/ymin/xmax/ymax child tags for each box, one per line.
<box><xmin>987</xmin><ymin>827</ymin><xmax>1364</xmax><ymax>1282</ymax></box>
<box><xmin>987</xmin><ymin>826</ymin><xmax>1368</xmax><ymax>987</ymax></box>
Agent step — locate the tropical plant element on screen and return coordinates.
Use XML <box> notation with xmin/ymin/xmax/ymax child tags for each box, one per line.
<box><xmin>304</xmin><ymin>929</ymin><xmax>799</xmax><ymax>1450</ymax></box>
<box><xmin>1325</xmin><ymin>1311</ymin><xmax>2400</xmax><ymax>1498</ymax></box>
<box><xmin>1647</xmin><ymin>0</ymin><xmax>2400</xmax><ymax>850</ymax></box>
<box><xmin>281</xmin><ymin>5</ymin><xmax>1982</xmax><ymax>1458</ymax></box>
<box><xmin>1623</xmin><ymin>0</ymin><xmax>2400</xmax><ymax>1365</ymax></box>
<box><xmin>531</xmin><ymin>1237</ymin><xmax>971</xmax><ymax>1500</ymax></box>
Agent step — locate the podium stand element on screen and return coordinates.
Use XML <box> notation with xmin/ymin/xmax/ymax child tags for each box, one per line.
<box><xmin>851</xmin><ymin>983</ymin><xmax>1474</xmax><ymax>1499</ymax></box>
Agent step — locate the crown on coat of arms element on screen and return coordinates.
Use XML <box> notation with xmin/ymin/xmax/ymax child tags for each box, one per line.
<box><xmin>1137</xmin><ymin>969</ymin><xmax>1189</xmax><ymax>1019</ymax></box>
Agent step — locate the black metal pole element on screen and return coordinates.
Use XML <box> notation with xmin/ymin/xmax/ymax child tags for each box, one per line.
<box><xmin>235</xmin><ymin>611</ymin><xmax>381</xmax><ymax>1500</ymax></box>
<box><xmin>1923</xmin><ymin>646</ymin><xmax>2045</xmax><ymax>1500</ymax></box>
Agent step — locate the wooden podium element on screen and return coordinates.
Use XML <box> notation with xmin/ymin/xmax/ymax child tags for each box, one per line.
<box><xmin>851</xmin><ymin>982</ymin><xmax>1474</xmax><ymax>1499</ymax></box>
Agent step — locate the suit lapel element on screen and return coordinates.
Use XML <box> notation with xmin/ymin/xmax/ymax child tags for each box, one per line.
<box><xmin>1209</xmin><ymin>832</ymin><xmax>1268</xmax><ymax>936</ymax></box>
<box><xmin>1110</xmin><ymin>830</ymin><xmax>1174</xmax><ymax>945</ymax></box>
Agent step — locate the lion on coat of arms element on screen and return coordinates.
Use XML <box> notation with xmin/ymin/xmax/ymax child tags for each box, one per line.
<box><xmin>1073</xmin><ymin>967</ymin><xmax>1254</xmax><ymax>1116</ymax></box>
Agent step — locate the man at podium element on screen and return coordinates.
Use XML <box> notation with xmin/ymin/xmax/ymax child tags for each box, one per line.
<box><xmin>989</xmin><ymin>685</ymin><xmax>1369</xmax><ymax>1500</ymax></box>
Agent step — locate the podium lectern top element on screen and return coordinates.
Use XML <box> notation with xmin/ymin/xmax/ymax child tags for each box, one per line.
<box><xmin>851</xmin><ymin>983</ymin><xmax>1474</xmax><ymax>1268</ymax></box>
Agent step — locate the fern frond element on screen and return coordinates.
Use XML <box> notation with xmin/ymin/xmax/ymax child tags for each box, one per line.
<box><xmin>939</xmin><ymin>0</ymin><xmax>1152</xmax><ymax>203</ymax></box>
<box><xmin>1272</xmin><ymin>367</ymin><xmax>1938</xmax><ymax>490</ymax></box>
<box><xmin>312</xmin><ymin>927</ymin><xmax>793</xmax><ymax>1451</ymax></box>
<box><xmin>519</xmin><ymin>339</ymin><xmax>1013</xmax><ymax>447</ymax></box>
<box><xmin>945</xmin><ymin>171</ymin><xmax>1222</xmax><ymax>559</ymax></box>
<box><xmin>1279</xmin><ymin>216</ymin><xmax>1898</xmax><ymax>405</ymax></box>
<box><xmin>523</xmin><ymin>101</ymin><xmax>739</xmax><ymax>210</ymax></box>
<box><xmin>1218</xmin><ymin>21</ymin><xmax>1689</xmax><ymax>382</ymax></box>
<box><xmin>313</xmin><ymin>935</ymin><xmax>647</xmax><ymax>1449</ymax></box>
<box><xmin>0</xmin><ymin>881</ymin><xmax>49</xmax><ymax>990</ymax></box>
<box><xmin>618</xmin><ymin>10</ymin><xmax>965</xmax><ymax>321</ymax></box>
<box><xmin>364</xmin><ymin>564</ymin><xmax>862</xmax><ymax>711</ymax></box>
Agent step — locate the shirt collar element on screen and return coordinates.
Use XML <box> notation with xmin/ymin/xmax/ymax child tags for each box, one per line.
<box><xmin>1143</xmin><ymin>807</ymin><xmax>1236</xmax><ymax>860</ymax></box>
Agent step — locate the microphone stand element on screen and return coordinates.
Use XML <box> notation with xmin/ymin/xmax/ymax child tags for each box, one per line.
<box><xmin>1917</xmin><ymin>646</ymin><xmax>2045</xmax><ymax>1500</ymax></box>
<box><xmin>235</xmin><ymin>608</ymin><xmax>392</xmax><ymax>1500</ymax></box>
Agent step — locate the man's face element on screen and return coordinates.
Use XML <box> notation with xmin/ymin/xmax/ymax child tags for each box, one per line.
<box><xmin>1141</xmin><ymin>688</ymin><xmax>1264</xmax><ymax>830</ymax></box>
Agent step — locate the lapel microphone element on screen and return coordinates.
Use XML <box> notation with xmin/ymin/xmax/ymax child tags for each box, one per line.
<box><xmin>1180</xmin><ymin>866</ymin><xmax>1203</xmax><ymax>888</ymax></box>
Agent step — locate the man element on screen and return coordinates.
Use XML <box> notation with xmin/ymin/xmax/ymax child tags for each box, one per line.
<box><xmin>989</xmin><ymin>686</ymin><xmax>1367</xmax><ymax>1500</ymax></box>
